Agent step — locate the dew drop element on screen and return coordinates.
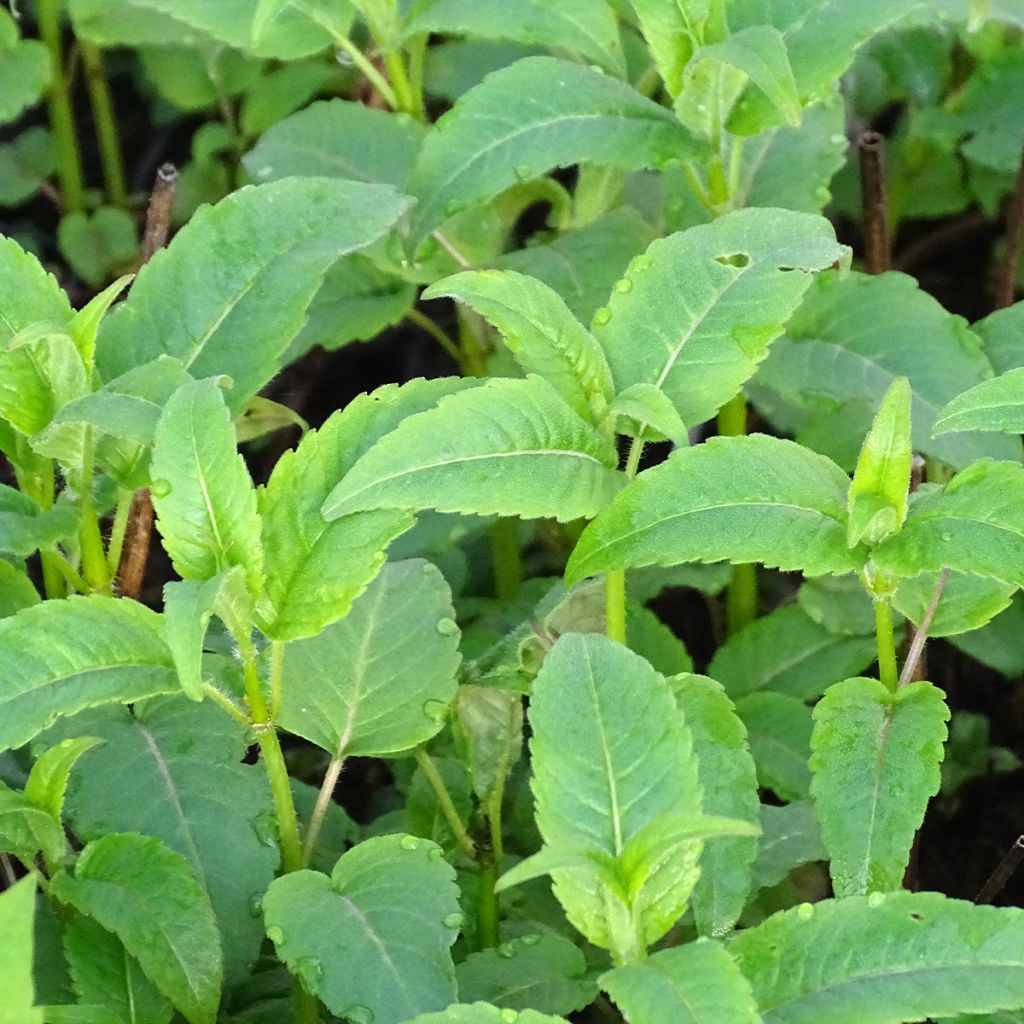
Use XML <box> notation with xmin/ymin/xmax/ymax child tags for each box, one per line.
<box><xmin>435</xmin><ymin>617</ymin><xmax>459</xmax><ymax>636</ymax></box>
<box><xmin>592</xmin><ymin>307</ymin><xmax>612</xmax><ymax>327</ymax></box>
<box><xmin>500</xmin><ymin>1010</ymin><xmax>518</xmax><ymax>1024</ymax></box>
<box><xmin>830</xmin><ymin>133</ymin><xmax>849</xmax><ymax>147</ymax></box>
<box><xmin>256</xmin><ymin>166</ymin><xmax>273</xmax><ymax>179</ymax></box>
<box><xmin>294</xmin><ymin>957</ymin><xmax>323</xmax><ymax>988</ymax></box>
<box><xmin>400</xmin><ymin>834</ymin><xmax>421</xmax><ymax>851</ymax></box>
<box><xmin>630</xmin><ymin>253</ymin><xmax>653</xmax><ymax>273</ymax></box>
<box><xmin>150</xmin><ymin>478</ymin><xmax>172</xmax><ymax>499</ymax></box>
<box><xmin>614</xmin><ymin>277</ymin><xmax>633</xmax><ymax>294</ymax></box>
<box><xmin>443</xmin><ymin>912</ymin><xmax>464</xmax><ymax>930</ymax></box>
<box><xmin>345</xmin><ymin>1005</ymin><xmax>374</xmax><ymax>1024</ymax></box>
<box><xmin>520</xmin><ymin>933</ymin><xmax>541</xmax><ymax>946</ymax></box>
<box><xmin>868</xmin><ymin>891</ymin><xmax>885</xmax><ymax>908</ymax></box>
<box><xmin>796</xmin><ymin>902</ymin><xmax>815</xmax><ymax>920</ymax></box>
<box><xmin>427</xmin><ymin>846</ymin><xmax>444</xmax><ymax>861</ymax></box>
<box><xmin>336</xmin><ymin>48</ymin><xmax>355</xmax><ymax>66</ymax></box>
<box><xmin>266</xmin><ymin>925</ymin><xmax>285</xmax><ymax>945</ymax></box>
<box><xmin>940</xmin><ymin>531</ymin><xmax>953</xmax><ymax>542</ymax></box>
<box><xmin>814</xmin><ymin>186</ymin><xmax>832</xmax><ymax>206</ymax></box>
<box><xmin>497</xmin><ymin>941</ymin><xmax>517</xmax><ymax>958</ymax></box>
<box><xmin>422</xmin><ymin>699</ymin><xmax>449</xmax><ymax>724</ymax></box>
<box><xmin>444</xmin><ymin>198</ymin><xmax>463</xmax><ymax>217</ymax></box>
<box><xmin>247</xmin><ymin>893</ymin><xmax>263</xmax><ymax>918</ymax></box>
<box><xmin>251</xmin><ymin>811</ymin><xmax>278</xmax><ymax>848</ymax></box>
<box><xmin>514</xmin><ymin>164</ymin><xmax>533</xmax><ymax>182</ymax></box>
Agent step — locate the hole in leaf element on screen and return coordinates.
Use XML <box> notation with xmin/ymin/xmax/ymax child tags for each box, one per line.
<box><xmin>714</xmin><ymin>252</ymin><xmax>751</xmax><ymax>268</ymax></box>
<box><xmin>909</xmin><ymin>912</ymin><xmax>924</xmax><ymax>921</ymax></box>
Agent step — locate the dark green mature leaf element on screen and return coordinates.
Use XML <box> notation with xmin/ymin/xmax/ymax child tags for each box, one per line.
<box><xmin>0</xmin><ymin>11</ymin><xmax>50</xmax><ymax>124</ymax></box>
<box><xmin>750</xmin><ymin>271</ymin><xmax>1022</xmax><ymax>471</ymax></box>
<box><xmin>425</xmin><ymin>270</ymin><xmax>614</xmax><ymax>421</ymax></box>
<box><xmin>453</xmin><ymin>685</ymin><xmax>523</xmax><ymax>804</ymax></box>
<box><xmin>0</xmin><ymin>127</ymin><xmax>55</xmax><ymax>206</ymax></box>
<box><xmin>0</xmin><ymin>877</ymin><xmax>42</xmax><ymax>1024</ymax></box>
<box><xmin>602</xmin><ymin>939</ymin><xmax>763</xmax><ymax>1024</ymax></box>
<box><xmin>263</xmin><ymin>834</ymin><xmax>460</xmax><ymax>1023</ymax></box>
<box><xmin>670</xmin><ymin>675</ymin><xmax>760</xmax><ymax>937</ymax></box>
<box><xmin>258</xmin><ymin>378</ymin><xmax>467</xmax><ymax>640</ymax></box>
<box><xmin>709</xmin><ymin>603</ymin><xmax>876</xmax><ymax>701</ymax></box>
<box><xmin>567</xmin><ymin>435</ymin><xmax>865</xmax><ymax>585</ymax></box>
<box><xmin>951</xmin><ymin>596</ymin><xmax>1024</xmax><ymax>676</ymax></box>
<box><xmin>728</xmin><ymin>0</ymin><xmax>928</xmax><ymax>133</ymax></box>
<box><xmin>406</xmin><ymin>56</ymin><xmax>698</xmax><ymax>248</ymax></box>
<box><xmin>0</xmin><ymin>597</ymin><xmax>178</xmax><ymax>752</ymax></box>
<box><xmin>874</xmin><ymin>461</ymin><xmax>1024</xmax><ymax>588</ymax></box>
<box><xmin>752</xmin><ymin>801</ymin><xmax>826</xmax><ymax>894</ymax></box>
<box><xmin>243</xmin><ymin>99</ymin><xmax>426</xmax><ymax>187</ymax></box>
<box><xmin>323</xmin><ymin>377</ymin><xmax>623</xmax><ymax>523</ymax></box>
<box><xmin>50</xmin><ymin>833</ymin><xmax>222</xmax><ymax>1024</ymax></box>
<box><xmin>63</xmin><ymin>911</ymin><xmax>173</xmax><ymax>1024</ymax></box>
<box><xmin>0</xmin><ymin>561</ymin><xmax>39</xmax><ymax>619</ymax></box>
<box><xmin>975</xmin><ymin>303</ymin><xmax>1024</xmax><ymax>376</ymax></box>
<box><xmin>279</xmin><ymin>560</ymin><xmax>461</xmax><ymax>757</ymax></box>
<box><xmin>935</xmin><ymin>368</ymin><xmax>1024</xmax><ymax>436</ymax></box>
<box><xmin>731</xmin><ymin>891</ymin><xmax>1024</xmax><ymax>1023</ymax></box>
<box><xmin>58</xmin><ymin>207</ymin><xmax>138</xmax><ymax>289</ymax></box>
<box><xmin>405</xmin><ymin>0</ymin><xmax>624</xmax><ymax>74</ymax></box>
<box><xmin>736</xmin><ymin>692</ymin><xmax>813</xmax><ymax>802</ymax></box>
<box><xmin>0</xmin><ymin>781</ymin><xmax>65</xmax><ymax>866</ymax></box>
<box><xmin>456</xmin><ymin>932</ymin><xmax>596</xmax><ymax>1014</ymax></box>
<box><xmin>523</xmin><ymin>633</ymin><xmax>704</xmax><ymax>960</ymax></box>
<box><xmin>593</xmin><ymin>208</ymin><xmax>847</xmax><ymax>429</ymax></box>
<box><xmin>96</xmin><ymin>179</ymin><xmax>413</xmax><ymax>404</ymax></box>
<box><xmin>60</xmin><ymin>698</ymin><xmax>277</xmax><ymax>985</ymax></box>
<box><xmin>151</xmin><ymin>379</ymin><xmax>262</xmax><ymax>597</ymax></box>
<box><xmin>811</xmin><ymin>678</ymin><xmax>948</xmax><ymax>898</ymax></box>
<box><xmin>405</xmin><ymin>1005</ymin><xmax>568</xmax><ymax>1024</ymax></box>
<box><xmin>894</xmin><ymin>571</ymin><xmax>1016</xmax><ymax>639</ymax></box>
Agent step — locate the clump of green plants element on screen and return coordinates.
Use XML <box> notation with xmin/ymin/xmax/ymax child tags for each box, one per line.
<box><xmin>4</xmin><ymin>1</ymin><xmax>1024</xmax><ymax>1022</ymax></box>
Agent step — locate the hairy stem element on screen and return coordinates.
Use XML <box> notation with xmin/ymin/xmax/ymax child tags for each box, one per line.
<box><xmin>874</xmin><ymin>594</ymin><xmax>899</xmax><ymax>693</ymax></box>
<box><xmin>304</xmin><ymin>753</ymin><xmax>344</xmax><ymax>867</ymax></box>
<box><xmin>37</xmin><ymin>0</ymin><xmax>86</xmax><ymax>213</ymax></box>
<box><xmin>80</xmin><ymin>41</ymin><xmax>128</xmax><ymax>209</ymax></box>
<box><xmin>858</xmin><ymin>131</ymin><xmax>890</xmax><ymax>274</ymax></box>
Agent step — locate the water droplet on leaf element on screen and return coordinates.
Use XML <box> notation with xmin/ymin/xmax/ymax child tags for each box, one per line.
<box><xmin>336</xmin><ymin>48</ymin><xmax>355</xmax><ymax>66</ymax></box>
<box><xmin>796</xmin><ymin>902</ymin><xmax>814</xmax><ymax>920</ymax></box>
<box><xmin>400</xmin><ymin>834</ymin><xmax>421</xmax><ymax>851</ymax></box>
<box><xmin>294</xmin><ymin>957</ymin><xmax>323</xmax><ymax>989</ymax></box>
<box><xmin>614</xmin><ymin>277</ymin><xmax>633</xmax><ymax>294</ymax></box>
<box><xmin>251</xmin><ymin>812</ymin><xmax>278</xmax><ymax>848</ymax></box>
<box><xmin>435</xmin><ymin>617</ymin><xmax>459</xmax><ymax>636</ymax></box>
<box><xmin>150</xmin><ymin>479</ymin><xmax>172</xmax><ymax>499</ymax></box>
<box><xmin>520</xmin><ymin>933</ymin><xmax>540</xmax><ymax>945</ymax></box>
<box><xmin>423</xmin><ymin>699</ymin><xmax>449</xmax><ymax>724</ymax></box>
<box><xmin>444</xmin><ymin>199</ymin><xmax>463</xmax><ymax>217</ymax></box>
<box><xmin>868</xmin><ymin>891</ymin><xmax>885</xmax><ymax>907</ymax></box>
<box><xmin>814</xmin><ymin>186</ymin><xmax>831</xmax><ymax>206</ymax></box>
<box><xmin>345</xmin><ymin>1005</ymin><xmax>374</xmax><ymax>1024</ymax></box>
<box><xmin>514</xmin><ymin>164</ymin><xmax>533</xmax><ymax>182</ymax></box>
<box><xmin>497</xmin><ymin>941</ymin><xmax>517</xmax><ymax>958</ymax></box>
<box><xmin>500</xmin><ymin>1010</ymin><xmax>518</xmax><ymax>1024</ymax></box>
<box><xmin>266</xmin><ymin>925</ymin><xmax>285</xmax><ymax>945</ymax></box>
<box><xmin>592</xmin><ymin>307</ymin><xmax>612</xmax><ymax>327</ymax></box>
<box><xmin>247</xmin><ymin>893</ymin><xmax>263</xmax><ymax>917</ymax></box>
<box><xmin>443</xmin><ymin>912</ymin><xmax>464</xmax><ymax>930</ymax></box>
<box><xmin>427</xmin><ymin>846</ymin><xmax>444</xmax><ymax>861</ymax></box>
<box><xmin>629</xmin><ymin>253</ymin><xmax>653</xmax><ymax>273</ymax></box>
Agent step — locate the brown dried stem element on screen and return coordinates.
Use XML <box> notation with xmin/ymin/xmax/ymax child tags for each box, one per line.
<box><xmin>859</xmin><ymin>131</ymin><xmax>890</xmax><ymax>275</ymax></box>
<box><xmin>995</xmin><ymin>150</ymin><xmax>1024</xmax><ymax>309</ymax></box>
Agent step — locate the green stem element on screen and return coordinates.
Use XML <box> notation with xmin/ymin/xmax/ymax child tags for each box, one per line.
<box><xmin>384</xmin><ymin>49</ymin><xmax>417</xmax><ymax>116</ymax></box>
<box><xmin>604</xmin><ymin>438</ymin><xmax>645</xmax><ymax>644</ymax></box>
<box><xmin>457</xmin><ymin>309</ymin><xmax>488</xmax><ymax>378</ymax></box>
<box><xmin>476</xmin><ymin>847</ymin><xmax>500</xmax><ymax>950</ymax></box>
<box><xmin>40</xmin><ymin>552</ymin><xmax>66</xmax><ymax>599</ymax></box>
<box><xmin>874</xmin><ymin>593</ymin><xmax>899</xmax><ymax>693</ymax></box>
<box><xmin>37</xmin><ymin>0</ymin><xmax>86</xmax><ymax>213</ymax></box>
<box><xmin>201</xmin><ymin>683</ymin><xmax>250</xmax><ymax>727</ymax></box>
<box><xmin>330</xmin><ymin>31</ymin><xmax>399</xmax><ymax>109</ymax></box>
<box><xmin>489</xmin><ymin>518</ymin><xmax>522</xmax><ymax>602</ymax></box>
<box><xmin>407</xmin><ymin>34</ymin><xmax>427</xmax><ymax>119</ymax></box>
<box><xmin>47</xmin><ymin>552</ymin><xmax>90</xmax><ymax>594</ymax></box>
<box><xmin>414</xmin><ymin>747</ymin><xmax>476</xmax><ymax>859</ymax></box>
<box><xmin>80</xmin><ymin>41</ymin><xmax>128</xmax><ymax>209</ymax></box>
<box><xmin>77</xmin><ymin>434</ymin><xmax>112</xmax><ymax>594</ymax></box>
<box><xmin>405</xmin><ymin>307</ymin><xmax>463</xmax><ymax>367</ymax></box>
<box><xmin>106</xmin><ymin>489</ymin><xmax>133</xmax><ymax>575</ymax></box>
<box><xmin>304</xmin><ymin>753</ymin><xmax>344</xmax><ymax>867</ymax></box>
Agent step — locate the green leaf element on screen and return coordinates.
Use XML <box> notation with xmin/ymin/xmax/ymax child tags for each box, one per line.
<box><xmin>57</xmin><ymin>208</ymin><xmax>138</xmax><ymax>289</ymax></box>
<box><xmin>873</xmin><ymin>461</ymin><xmax>1024</xmax><ymax>589</ymax></box>
<box><xmin>736</xmin><ymin>692</ymin><xmax>813</xmax><ymax>802</ymax></box>
<box><xmin>262</xmin><ymin>834</ymin><xmax>460</xmax><ymax>1023</ymax></box>
<box><xmin>501</xmin><ymin>207</ymin><xmax>655</xmax><ymax>322</ymax></box>
<box><xmin>567</xmin><ymin>435</ymin><xmax>865</xmax><ymax>585</ymax></box>
<box><xmin>670</xmin><ymin>675</ymin><xmax>760</xmax><ymax>937</ymax></box>
<box><xmin>63</xmin><ymin>912</ymin><xmax>173</xmax><ymax>1024</ymax></box>
<box><xmin>0</xmin><ymin>485</ymin><xmax>79</xmax><ymax>558</ymax></box>
<box><xmin>0</xmin><ymin>330</ymin><xmax>88</xmax><ymax>439</ymax></box>
<box><xmin>627</xmin><ymin>602</ymin><xmax>693</xmax><ymax>675</ymax></box>
<box><xmin>404</xmin><ymin>1004</ymin><xmax>569</xmax><ymax>1024</ymax></box>
<box><xmin>96</xmin><ymin>178</ymin><xmax>413</xmax><ymax>405</ymax></box>
<box><xmin>406</xmin><ymin>56</ymin><xmax>698</xmax><ymax>249</ymax></box>
<box><xmin>893</xmin><ymin>570</ymin><xmax>1016</xmax><ymax>638</ymax></box>
<box><xmin>750</xmin><ymin>271</ymin><xmax>1022</xmax><ymax>471</ymax></box>
<box><xmin>0</xmin><ymin>234</ymin><xmax>73</xmax><ymax>345</ymax></box>
<box><xmin>258</xmin><ymin>378</ymin><xmax>466</xmax><ymax>640</ymax></box>
<box><xmin>49</xmin><ymin>833</ymin><xmax>223</xmax><ymax>1024</ymax></box>
<box><xmin>453</xmin><ymin>685</ymin><xmax>523</xmax><ymax>804</ymax></box>
<box><xmin>151</xmin><ymin>379</ymin><xmax>263</xmax><ymax>597</ymax></box>
<box><xmin>0</xmin><ymin>596</ymin><xmax>178</xmax><ymax>752</ymax></box>
<box><xmin>0</xmin><ymin>127</ymin><xmax>55</xmax><ymax>206</ymax></box>
<box><xmin>975</xmin><ymin>303</ymin><xmax>1024</xmax><ymax>376</ymax></box>
<box><xmin>727</xmin><ymin>0</ymin><xmax>928</xmax><ymax>133</ymax></box>
<box><xmin>608</xmin><ymin>383</ymin><xmax>689</xmax><ymax>445</ymax></box>
<box><xmin>526</xmin><ymin>633</ymin><xmax>703</xmax><ymax>961</ymax></box>
<box><xmin>731</xmin><ymin>891</ymin><xmax>1024</xmax><ymax>1023</ymax></box>
<box><xmin>456</xmin><ymin>932</ymin><xmax>596</xmax><ymax>1015</ymax></box>
<box><xmin>602</xmin><ymin>938</ymin><xmax>763</xmax><ymax>1024</ymax></box>
<box><xmin>593</xmin><ymin>208</ymin><xmax>847</xmax><ymax>429</ymax></box>
<box><xmin>628</xmin><ymin>0</ymin><xmax>697</xmax><ymax>98</ymax></box>
<box><xmin>810</xmin><ymin>678</ymin><xmax>949</xmax><ymax>898</ymax></box>
<box><xmin>0</xmin><ymin>560</ymin><xmax>40</xmax><ymax>618</ymax></box>
<box><xmin>709</xmin><ymin>602</ymin><xmax>876</xmax><ymax>700</ymax></box>
<box><xmin>951</xmin><ymin>595</ymin><xmax>1024</xmax><ymax>677</ymax></box>
<box><xmin>59</xmin><ymin>698</ymin><xmax>278</xmax><ymax>985</ymax></box>
<box><xmin>935</xmin><ymin>367</ymin><xmax>1024</xmax><ymax>436</ymax></box>
<box><xmin>323</xmin><ymin>376</ymin><xmax>623</xmax><ymax>523</ymax></box>
<box><xmin>752</xmin><ymin>801</ymin><xmax>826</xmax><ymax>894</ymax></box>
<box><xmin>0</xmin><ymin>877</ymin><xmax>42</xmax><ymax>1024</ymax></box>
<box><xmin>243</xmin><ymin>99</ymin><xmax>426</xmax><ymax>188</ymax></box>
<box><xmin>24</xmin><ymin>736</ymin><xmax>103</xmax><ymax>823</ymax></box>
<box><xmin>405</xmin><ymin>0</ymin><xmax>625</xmax><ymax>75</ymax></box>
<box><xmin>847</xmin><ymin>376</ymin><xmax>912</xmax><ymax>547</ymax></box>
<box><xmin>279</xmin><ymin>560</ymin><xmax>461</xmax><ymax>757</ymax></box>
<box><xmin>0</xmin><ymin>780</ymin><xmax>66</xmax><ymax>866</ymax></box>
<box><xmin>425</xmin><ymin>270</ymin><xmax>614</xmax><ymax>421</ymax></box>
<box><xmin>0</xmin><ymin>11</ymin><xmax>49</xmax><ymax>124</ymax></box>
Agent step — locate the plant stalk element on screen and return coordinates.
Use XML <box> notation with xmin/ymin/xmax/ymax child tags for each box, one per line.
<box><xmin>414</xmin><ymin>747</ymin><xmax>476</xmax><ymax>859</ymax></box>
<box><xmin>80</xmin><ymin>41</ymin><xmax>128</xmax><ymax>209</ymax></box>
<box><xmin>995</xmin><ymin>149</ymin><xmax>1024</xmax><ymax>309</ymax></box>
<box><xmin>604</xmin><ymin>438</ymin><xmax>645</xmax><ymax>644</ymax></box>
<box><xmin>717</xmin><ymin>393</ymin><xmax>757</xmax><ymax>634</ymax></box>
<box><xmin>874</xmin><ymin>593</ymin><xmax>899</xmax><ymax>693</ymax></box>
<box><xmin>37</xmin><ymin>0</ymin><xmax>86</xmax><ymax>213</ymax></box>
<box><xmin>476</xmin><ymin>845</ymin><xmax>500</xmax><ymax>949</ymax></box>
<box><xmin>303</xmin><ymin>754</ymin><xmax>344</xmax><ymax>867</ymax></box>
<box><xmin>858</xmin><ymin>130</ymin><xmax>891</xmax><ymax>274</ymax></box>
<box><xmin>489</xmin><ymin>517</ymin><xmax>522</xmax><ymax>602</ymax></box>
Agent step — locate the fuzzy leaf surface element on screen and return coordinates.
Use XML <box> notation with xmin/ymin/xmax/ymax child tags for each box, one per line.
<box><xmin>279</xmin><ymin>560</ymin><xmax>460</xmax><ymax>757</ymax></box>
<box><xmin>49</xmin><ymin>833</ymin><xmax>222</xmax><ymax>1024</ymax></box>
<box><xmin>811</xmin><ymin>678</ymin><xmax>949</xmax><ymax>897</ymax></box>
<box><xmin>602</xmin><ymin>939</ymin><xmax>763</xmax><ymax>1024</ymax></box>
<box><xmin>873</xmin><ymin>461</ymin><xmax>1024</xmax><ymax>588</ymax></box>
<box><xmin>323</xmin><ymin>377</ymin><xmax>622</xmax><ymax>523</ymax></box>
<box><xmin>0</xmin><ymin>597</ymin><xmax>178</xmax><ymax>752</ymax></box>
<box><xmin>731</xmin><ymin>891</ymin><xmax>1024</xmax><ymax>1023</ymax></box>
<box><xmin>62</xmin><ymin>698</ymin><xmax>277</xmax><ymax>984</ymax></box>
<box><xmin>96</xmin><ymin>179</ymin><xmax>412</xmax><ymax>403</ymax></box>
<box><xmin>568</xmin><ymin>435</ymin><xmax>864</xmax><ymax>584</ymax></box>
<box><xmin>935</xmin><ymin>368</ymin><xmax>1024</xmax><ymax>436</ymax></box>
<box><xmin>0</xmin><ymin>877</ymin><xmax>41</xmax><ymax>1024</ymax></box>
<box><xmin>262</xmin><ymin>834</ymin><xmax>460</xmax><ymax>1023</ymax></box>
<box><xmin>593</xmin><ymin>208</ymin><xmax>846</xmax><ymax>429</ymax></box>
<box><xmin>0</xmin><ymin>782</ymin><xmax>65</xmax><ymax>865</ymax></box>
<box><xmin>736</xmin><ymin>692</ymin><xmax>813</xmax><ymax>802</ymax></box>
<box><xmin>0</xmin><ymin>235</ymin><xmax>73</xmax><ymax>344</ymax></box>
<box><xmin>406</xmin><ymin>56</ymin><xmax>698</xmax><ymax>248</ymax></box>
